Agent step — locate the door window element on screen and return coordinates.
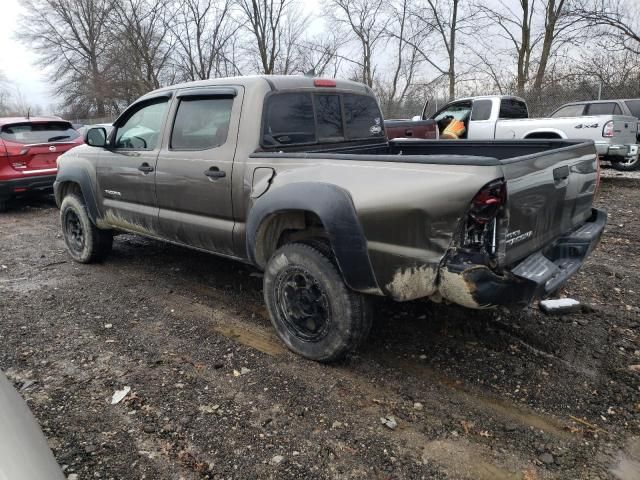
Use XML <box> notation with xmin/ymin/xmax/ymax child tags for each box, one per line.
<box><xmin>471</xmin><ymin>99</ymin><xmax>493</xmax><ymax>121</ymax></box>
<box><xmin>551</xmin><ymin>104</ymin><xmax>585</xmax><ymax>117</ymax></box>
<box><xmin>114</xmin><ymin>100</ymin><xmax>169</xmax><ymax>150</ymax></box>
<box><xmin>171</xmin><ymin>97</ymin><xmax>234</xmax><ymax>150</ymax></box>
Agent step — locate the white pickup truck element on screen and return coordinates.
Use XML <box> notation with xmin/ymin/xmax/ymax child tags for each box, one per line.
<box><xmin>405</xmin><ymin>95</ymin><xmax>639</xmax><ymax>171</ymax></box>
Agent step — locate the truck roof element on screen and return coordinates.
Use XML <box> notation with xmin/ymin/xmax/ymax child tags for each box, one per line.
<box><xmin>141</xmin><ymin>75</ymin><xmax>373</xmax><ymax>100</ymax></box>
<box><xmin>559</xmin><ymin>98</ymin><xmax>640</xmax><ymax>105</ymax></box>
<box><xmin>453</xmin><ymin>94</ymin><xmax>526</xmax><ymax>103</ymax></box>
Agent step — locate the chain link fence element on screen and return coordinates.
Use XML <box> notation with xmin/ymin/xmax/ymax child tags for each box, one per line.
<box><xmin>68</xmin><ymin>116</ymin><xmax>115</xmax><ymax>126</ymax></box>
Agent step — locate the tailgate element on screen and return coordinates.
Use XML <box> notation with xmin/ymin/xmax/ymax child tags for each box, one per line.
<box><xmin>609</xmin><ymin>115</ymin><xmax>637</xmax><ymax>145</ymax></box>
<box><xmin>499</xmin><ymin>141</ymin><xmax>598</xmax><ymax>266</ymax></box>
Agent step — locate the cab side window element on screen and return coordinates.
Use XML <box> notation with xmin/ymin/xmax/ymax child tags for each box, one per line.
<box><xmin>115</xmin><ymin>100</ymin><xmax>169</xmax><ymax>150</ymax></box>
<box><xmin>171</xmin><ymin>97</ymin><xmax>234</xmax><ymax>150</ymax></box>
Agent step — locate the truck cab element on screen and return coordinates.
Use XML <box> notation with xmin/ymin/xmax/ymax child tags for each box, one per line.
<box><xmin>430</xmin><ymin>96</ymin><xmax>528</xmax><ymax>139</ymax></box>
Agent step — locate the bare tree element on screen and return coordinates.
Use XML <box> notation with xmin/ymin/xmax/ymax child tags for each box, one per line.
<box><xmin>419</xmin><ymin>0</ymin><xmax>461</xmax><ymax>100</ymax></box>
<box><xmin>237</xmin><ymin>0</ymin><xmax>309</xmax><ymax>74</ymax></box>
<box><xmin>374</xmin><ymin>0</ymin><xmax>426</xmax><ymax>114</ymax></box>
<box><xmin>475</xmin><ymin>0</ymin><xmax>536</xmax><ymax>96</ymax></box>
<box><xmin>474</xmin><ymin>0</ymin><xmax>583</xmax><ymax>96</ymax></box>
<box><xmin>19</xmin><ymin>0</ymin><xmax>117</xmax><ymax>116</ymax></box>
<box><xmin>112</xmin><ymin>0</ymin><xmax>175</xmax><ymax>95</ymax></box>
<box><xmin>297</xmin><ymin>33</ymin><xmax>344</xmax><ymax>77</ymax></box>
<box><xmin>170</xmin><ymin>0</ymin><xmax>240</xmax><ymax>81</ymax></box>
<box><xmin>576</xmin><ymin>0</ymin><xmax>640</xmax><ymax>54</ymax></box>
<box><xmin>327</xmin><ymin>0</ymin><xmax>389</xmax><ymax>86</ymax></box>
<box><xmin>531</xmin><ymin>0</ymin><xmax>584</xmax><ymax>91</ymax></box>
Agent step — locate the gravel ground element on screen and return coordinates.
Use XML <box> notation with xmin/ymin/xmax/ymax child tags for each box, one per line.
<box><xmin>0</xmin><ymin>175</ymin><xmax>639</xmax><ymax>480</ymax></box>
<box><xmin>600</xmin><ymin>163</ymin><xmax>640</xmax><ymax>180</ymax></box>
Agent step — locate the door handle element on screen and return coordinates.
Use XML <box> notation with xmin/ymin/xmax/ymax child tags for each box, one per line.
<box><xmin>405</xmin><ymin>128</ymin><xmax>414</xmax><ymax>136</ymax></box>
<box><xmin>138</xmin><ymin>163</ymin><xmax>154</xmax><ymax>174</ymax></box>
<box><xmin>204</xmin><ymin>167</ymin><xmax>226</xmax><ymax>179</ymax></box>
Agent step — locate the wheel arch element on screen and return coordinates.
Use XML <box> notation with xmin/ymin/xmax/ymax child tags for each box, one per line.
<box><xmin>246</xmin><ymin>182</ymin><xmax>381</xmax><ymax>294</ymax></box>
<box><xmin>523</xmin><ymin>129</ymin><xmax>566</xmax><ymax>139</ymax></box>
<box><xmin>54</xmin><ymin>167</ymin><xmax>100</xmax><ymax>222</ymax></box>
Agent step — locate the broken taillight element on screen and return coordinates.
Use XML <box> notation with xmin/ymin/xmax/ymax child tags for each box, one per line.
<box><xmin>469</xmin><ymin>179</ymin><xmax>506</xmax><ymax>224</ymax></box>
<box><xmin>602</xmin><ymin>120</ymin><xmax>614</xmax><ymax>138</ymax></box>
<box><xmin>462</xmin><ymin>179</ymin><xmax>506</xmax><ymax>255</ymax></box>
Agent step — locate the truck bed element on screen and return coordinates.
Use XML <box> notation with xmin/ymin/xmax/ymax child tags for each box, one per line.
<box><xmin>254</xmin><ymin>138</ymin><xmax>599</xmax><ymax>269</ymax></box>
<box><xmin>256</xmin><ymin>138</ymin><xmax>590</xmax><ymax>164</ymax></box>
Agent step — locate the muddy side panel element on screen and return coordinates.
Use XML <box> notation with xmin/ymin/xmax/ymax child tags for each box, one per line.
<box><xmin>243</xmin><ymin>158</ymin><xmax>502</xmax><ymax>300</ymax></box>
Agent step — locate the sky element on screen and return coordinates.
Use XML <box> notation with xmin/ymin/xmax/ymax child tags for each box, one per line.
<box><xmin>0</xmin><ymin>0</ymin><xmax>54</xmax><ymax>112</ymax></box>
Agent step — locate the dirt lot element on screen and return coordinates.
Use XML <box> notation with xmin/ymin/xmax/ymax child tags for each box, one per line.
<box><xmin>1</xmin><ymin>173</ymin><xmax>639</xmax><ymax>480</ymax></box>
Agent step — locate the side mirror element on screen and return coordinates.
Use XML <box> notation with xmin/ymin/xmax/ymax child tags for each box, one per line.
<box><xmin>411</xmin><ymin>115</ymin><xmax>422</xmax><ymax>121</ymax></box>
<box><xmin>85</xmin><ymin>127</ymin><xmax>108</xmax><ymax>147</ymax></box>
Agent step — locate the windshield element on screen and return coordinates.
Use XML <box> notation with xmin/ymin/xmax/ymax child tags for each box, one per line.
<box><xmin>0</xmin><ymin>122</ymin><xmax>80</xmax><ymax>144</ymax></box>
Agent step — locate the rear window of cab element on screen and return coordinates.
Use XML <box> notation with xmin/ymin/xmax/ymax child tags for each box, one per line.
<box><xmin>262</xmin><ymin>92</ymin><xmax>384</xmax><ymax>147</ymax></box>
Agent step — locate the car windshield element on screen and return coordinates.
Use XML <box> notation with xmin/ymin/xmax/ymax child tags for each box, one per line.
<box><xmin>0</xmin><ymin>122</ymin><xmax>80</xmax><ymax>144</ymax></box>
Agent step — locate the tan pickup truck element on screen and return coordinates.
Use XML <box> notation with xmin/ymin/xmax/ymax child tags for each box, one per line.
<box><xmin>54</xmin><ymin>76</ymin><xmax>606</xmax><ymax>361</ymax></box>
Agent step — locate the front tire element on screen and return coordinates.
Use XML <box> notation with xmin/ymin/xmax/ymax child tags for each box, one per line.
<box><xmin>60</xmin><ymin>194</ymin><xmax>113</xmax><ymax>263</ymax></box>
<box><xmin>264</xmin><ymin>243</ymin><xmax>372</xmax><ymax>362</ymax></box>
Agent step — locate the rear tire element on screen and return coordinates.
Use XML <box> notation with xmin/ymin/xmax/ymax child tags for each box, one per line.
<box><xmin>611</xmin><ymin>156</ymin><xmax>640</xmax><ymax>171</ymax></box>
<box><xmin>264</xmin><ymin>243</ymin><xmax>372</xmax><ymax>362</ymax></box>
<box><xmin>60</xmin><ymin>194</ymin><xmax>113</xmax><ymax>263</ymax></box>
<box><xmin>0</xmin><ymin>200</ymin><xmax>8</xmax><ymax>213</ymax></box>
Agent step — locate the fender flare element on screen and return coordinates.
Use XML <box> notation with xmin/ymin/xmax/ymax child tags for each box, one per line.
<box><xmin>246</xmin><ymin>182</ymin><xmax>380</xmax><ymax>293</ymax></box>
<box><xmin>53</xmin><ymin>166</ymin><xmax>100</xmax><ymax>223</ymax></box>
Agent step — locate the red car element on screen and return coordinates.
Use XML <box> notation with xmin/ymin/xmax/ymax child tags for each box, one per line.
<box><xmin>0</xmin><ymin>117</ymin><xmax>83</xmax><ymax>211</ymax></box>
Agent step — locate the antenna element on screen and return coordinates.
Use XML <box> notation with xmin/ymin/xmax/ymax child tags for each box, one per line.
<box><xmin>26</xmin><ymin>107</ymin><xmax>30</xmax><ymax>120</ymax></box>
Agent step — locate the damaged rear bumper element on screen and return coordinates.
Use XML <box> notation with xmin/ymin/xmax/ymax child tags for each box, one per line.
<box><xmin>439</xmin><ymin>208</ymin><xmax>607</xmax><ymax>308</ymax></box>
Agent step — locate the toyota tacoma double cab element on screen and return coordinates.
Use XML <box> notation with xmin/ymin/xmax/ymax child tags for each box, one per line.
<box><xmin>54</xmin><ymin>76</ymin><xmax>606</xmax><ymax>362</ymax></box>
